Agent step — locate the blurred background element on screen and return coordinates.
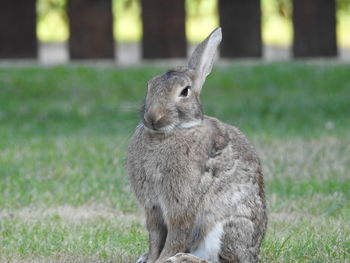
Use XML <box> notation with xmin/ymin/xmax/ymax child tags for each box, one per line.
<box><xmin>1</xmin><ymin>0</ymin><xmax>350</xmax><ymax>64</ymax></box>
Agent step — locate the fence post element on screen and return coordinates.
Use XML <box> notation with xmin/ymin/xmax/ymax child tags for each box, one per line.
<box><xmin>141</xmin><ymin>0</ymin><xmax>186</xmax><ymax>59</ymax></box>
<box><xmin>0</xmin><ymin>0</ymin><xmax>37</xmax><ymax>59</ymax></box>
<box><xmin>292</xmin><ymin>0</ymin><xmax>337</xmax><ymax>57</ymax></box>
<box><xmin>67</xmin><ymin>0</ymin><xmax>114</xmax><ymax>60</ymax></box>
<box><xmin>218</xmin><ymin>0</ymin><xmax>262</xmax><ymax>58</ymax></box>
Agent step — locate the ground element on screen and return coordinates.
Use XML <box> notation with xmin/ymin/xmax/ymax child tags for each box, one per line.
<box><xmin>0</xmin><ymin>63</ymin><xmax>349</xmax><ymax>262</ymax></box>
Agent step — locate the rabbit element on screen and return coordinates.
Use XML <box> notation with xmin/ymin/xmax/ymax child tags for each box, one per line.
<box><xmin>127</xmin><ymin>27</ymin><xmax>267</xmax><ymax>263</ymax></box>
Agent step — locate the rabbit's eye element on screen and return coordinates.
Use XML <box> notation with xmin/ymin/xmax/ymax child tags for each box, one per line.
<box><xmin>179</xmin><ymin>86</ymin><xmax>191</xmax><ymax>97</ymax></box>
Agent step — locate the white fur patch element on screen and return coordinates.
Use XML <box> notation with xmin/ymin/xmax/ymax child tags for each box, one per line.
<box><xmin>191</xmin><ymin>222</ymin><xmax>223</xmax><ymax>263</ymax></box>
<box><xmin>136</xmin><ymin>257</ymin><xmax>146</xmax><ymax>263</ymax></box>
<box><xmin>179</xmin><ymin>120</ymin><xmax>202</xmax><ymax>129</ymax></box>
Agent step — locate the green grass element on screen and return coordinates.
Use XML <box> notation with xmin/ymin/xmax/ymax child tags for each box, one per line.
<box><xmin>0</xmin><ymin>63</ymin><xmax>349</xmax><ymax>262</ymax></box>
<box><xmin>1</xmin><ymin>216</ymin><xmax>147</xmax><ymax>262</ymax></box>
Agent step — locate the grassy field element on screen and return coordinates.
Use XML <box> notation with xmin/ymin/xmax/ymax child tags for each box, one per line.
<box><xmin>0</xmin><ymin>63</ymin><xmax>349</xmax><ymax>262</ymax></box>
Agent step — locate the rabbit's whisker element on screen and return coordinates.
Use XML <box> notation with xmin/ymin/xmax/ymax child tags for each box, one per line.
<box><xmin>136</xmin><ymin>122</ymin><xmax>144</xmax><ymax>131</ymax></box>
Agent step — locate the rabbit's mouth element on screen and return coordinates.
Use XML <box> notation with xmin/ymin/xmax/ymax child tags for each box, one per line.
<box><xmin>141</xmin><ymin>120</ymin><xmax>202</xmax><ymax>134</ymax></box>
<box><xmin>141</xmin><ymin>121</ymin><xmax>176</xmax><ymax>134</ymax></box>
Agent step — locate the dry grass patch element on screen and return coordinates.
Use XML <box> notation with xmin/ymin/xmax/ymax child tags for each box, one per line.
<box><xmin>256</xmin><ymin>136</ymin><xmax>350</xmax><ymax>181</ymax></box>
<box><xmin>0</xmin><ymin>205</ymin><xmax>141</xmax><ymax>224</ymax></box>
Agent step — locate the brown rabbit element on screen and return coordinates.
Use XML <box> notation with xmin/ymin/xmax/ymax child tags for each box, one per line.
<box><xmin>127</xmin><ymin>28</ymin><xmax>267</xmax><ymax>263</ymax></box>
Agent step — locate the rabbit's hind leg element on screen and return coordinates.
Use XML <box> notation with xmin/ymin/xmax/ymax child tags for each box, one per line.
<box><xmin>218</xmin><ymin>217</ymin><xmax>259</xmax><ymax>263</ymax></box>
<box><xmin>165</xmin><ymin>253</ymin><xmax>209</xmax><ymax>263</ymax></box>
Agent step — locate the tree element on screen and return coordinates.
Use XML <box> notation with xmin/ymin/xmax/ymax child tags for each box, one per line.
<box><xmin>0</xmin><ymin>0</ymin><xmax>37</xmax><ymax>58</ymax></box>
<box><xmin>218</xmin><ymin>0</ymin><xmax>262</xmax><ymax>58</ymax></box>
<box><xmin>141</xmin><ymin>0</ymin><xmax>187</xmax><ymax>59</ymax></box>
<box><xmin>292</xmin><ymin>0</ymin><xmax>337</xmax><ymax>57</ymax></box>
<box><xmin>68</xmin><ymin>0</ymin><xmax>114</xmax><ymax>59</ymax></box>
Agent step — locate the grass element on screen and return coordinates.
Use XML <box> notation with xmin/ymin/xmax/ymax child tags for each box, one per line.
<box><xmin>0</xmin><ymin>63</ymin><xmax>349</xmax><ymax>262</ymax></box>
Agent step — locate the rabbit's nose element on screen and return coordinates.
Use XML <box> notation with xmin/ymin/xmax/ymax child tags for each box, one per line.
<box><xmin>144</xmin><ymin>111</ymin><xmax>164</xmax><ymax>129</ymax></box>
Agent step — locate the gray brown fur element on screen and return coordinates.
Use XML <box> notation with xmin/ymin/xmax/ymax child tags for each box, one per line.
<box><xmin>127</xmin><ymin>28</ymin><xmax>267</xmax><ymax>263</ymax></box>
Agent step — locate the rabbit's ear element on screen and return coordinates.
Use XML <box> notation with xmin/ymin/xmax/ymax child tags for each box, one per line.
<box><xmin>188</xmin><ymin>27</ymin><xmax>222</xmax><ymax>93</ymax></box>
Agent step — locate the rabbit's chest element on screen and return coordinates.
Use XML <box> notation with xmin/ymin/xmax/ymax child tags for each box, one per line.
<box><xmin>128</xmin><ymin>127</ymin><xmax>212</xmax><ymax>208</ymax></box>
<box><xmin>140</xmin><ymin>140</ymin><xmax>203</xmax><ymax>197</ymax></box>
<box><xmin>143</xmin><ymin>143</ymin><xmax>190</xmax><ymax>180</ymax></box>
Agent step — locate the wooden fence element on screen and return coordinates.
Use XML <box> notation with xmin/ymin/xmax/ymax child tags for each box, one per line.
<box><xmin>0</xmin><ymin>0</ymin><xmax>337</xmax><ymax>60</ymax></box>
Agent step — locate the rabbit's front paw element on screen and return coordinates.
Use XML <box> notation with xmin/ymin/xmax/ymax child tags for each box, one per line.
<box><xmin>165</xmin><ymin>253</ymin><xmax>208</xmax><ymax>263</ymax></box>
<box><xmin>136</xmin><ymin>252</ymin><xmax>148</xmax><ymax>263</ymax></box>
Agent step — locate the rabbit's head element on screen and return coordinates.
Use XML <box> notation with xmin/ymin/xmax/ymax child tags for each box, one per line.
<box><xmin>142</xmin><ymin>28</ymin><xmax>222</xmax><ymax>133</ymax></box>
